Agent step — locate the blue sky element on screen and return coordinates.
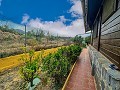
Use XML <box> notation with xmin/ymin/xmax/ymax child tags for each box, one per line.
<box><xmin>0</xmin><ymin>0</ymin><xmax>85</xmax><ymax>37</ymax></box>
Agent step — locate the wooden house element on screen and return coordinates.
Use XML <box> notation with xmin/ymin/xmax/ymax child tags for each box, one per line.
<box><xmin>81</xmin><ymin>0</ymin><xmax>120</xmax><ymax>69</ymax></box>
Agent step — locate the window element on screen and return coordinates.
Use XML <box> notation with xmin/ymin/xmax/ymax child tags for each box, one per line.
<box><xmin>93</xmin><ymin>15</ymin><xmax>101</xmax><ymax>38</ymax></box>
<box><xmin>93</xmin><ymin>20</ymin><xmax>98</xmax><ymax>38</ymax></box>
<box><xmin>117</xmin><ymin>0</ymin><xmax>120</xmax><ymax>9</ymax></box>
<box><xmin>102</xmin><ymin>0</ymin><xmax>116</xmax><ymax>23</ymax></box>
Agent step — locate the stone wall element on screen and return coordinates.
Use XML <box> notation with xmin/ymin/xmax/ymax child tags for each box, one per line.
<box><xmin>88</xmin><ymin>45</ymin><xmax>120</xmax><ymax>90</ymax></box>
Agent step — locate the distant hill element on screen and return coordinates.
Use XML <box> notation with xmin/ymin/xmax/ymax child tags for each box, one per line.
<box><xmin>0</xmin><ymin>26</ymin><xmax>24</xmax><ymax>35</ymax></box>
<box><xmin>0</xmin><ymin>30</ymin><xmax>21</xmax><ymax>42</ymax></box>
<box><xmin>15</xmin><ymin>29</ymin><xmax>24</xmax><ymax>34</ymax></box>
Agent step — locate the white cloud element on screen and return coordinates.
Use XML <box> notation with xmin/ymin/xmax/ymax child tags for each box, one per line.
<box><xmin>59</xmin><ymin>16</ymin><xmax>71</xmax><ymax>23</ymax></box>
<box><xmin>21</xmin><ymin>0</ymin><xmax>85</xmax><ymax>37</ymax></box>
<box><xmin>21</xmin><ymin>14</ymin><xmax>30</xmax><ymax>24</ymax></box>
<box><xmin>69</xmin><ymin>0</ymin><xmax>83</xmax><ymax>17</ymax></box>
<box><xmin>0</xmin><ymin>0</ymin><xmax>2</xmax><ymax>6</ymax></box>
<box><xmin>26</xmin><ymin>16</ymin><xmax>85</xmax><ymax>37</ymax></box>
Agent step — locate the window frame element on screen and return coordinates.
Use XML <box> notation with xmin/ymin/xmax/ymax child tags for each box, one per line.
<box><xmin>102</xmin><ymin>0</ymin><xmax>117</xmax><ymax>23</ymax></box>
<box><xmin>117</xmin><ymin>0</ymin><xmax>120</xmax><ymax>9</ymax></box>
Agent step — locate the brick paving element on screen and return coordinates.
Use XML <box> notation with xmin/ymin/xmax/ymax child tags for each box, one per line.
<box><xmin>64</xmin><ymin>48</ymin><xmax>96</xmax><ymax>90</ymax></box>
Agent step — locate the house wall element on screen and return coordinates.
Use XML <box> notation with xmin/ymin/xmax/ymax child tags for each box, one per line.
<box><xmin>93</xmin><ymin>21</ymin><xmax>99</xmax><ymax>50</ymax></box>
<box><xmin>92</xmin><ymin>0</ymin><xmax>120</xmax><ymax>69</ymax></box>
<box><xmin>100</xmin><ymin>6</ymin><xmax>120</xmax><ymax>69</ymax></box>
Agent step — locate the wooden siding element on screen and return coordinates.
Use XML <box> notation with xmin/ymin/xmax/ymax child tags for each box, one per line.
<box><xmin>93</xmin><ymin>19</ymin><xmax>98</xmax><ymax>50</ymax></box>
<box><xmin>100</xmin><ymin>8</ymin><xmax>120</xmax><ymax>69</ymax></box>
<box><xmin>93</xmin><ymin>38</ymin><xmax>98</xmax><ymax>49</ymax></box>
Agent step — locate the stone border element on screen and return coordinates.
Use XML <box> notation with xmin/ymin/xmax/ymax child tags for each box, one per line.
<box><xmin>88</xmin><ymin>45</ymin><xmax>120</xmax><ymax>90</ymax></box>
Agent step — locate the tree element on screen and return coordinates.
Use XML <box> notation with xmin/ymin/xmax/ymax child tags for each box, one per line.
<box><xmin>27</xmin><ymin>31</ymin><xmax>33</xmax><ymax>39</ymax></box>
<box><xmin>39</xmin><ymin>30</ymin><xmax>45</xmax><ymax>42</ymax></box>
<box><xmin>73</xmin><ymin>35</ymin><xmax>83</xmax><ymax>45</ymax></box>
<box><xmin>46</xmin><ymin>31</ymin><xmax>50</xmax><ymax>43</ymax></box>
<box><xmin>85</xmin><ymin>36</ymin><xmax>91</xmax><ymax>45</ymax></box>
<box><xmin>36</xmin><ymin>29</ymin><xmax>45</xmax><ymax>42</ymax></box>
<box><xmin>49</xmin><ymin>35</ymin><xmax>55</xmax><ymax>41</ymax></box>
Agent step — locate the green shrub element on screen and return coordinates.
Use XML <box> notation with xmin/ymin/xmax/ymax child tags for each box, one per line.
<box><xmin>19</xmin><ymin>49</ymin><xmax>42</xmax><ymax>87</ymax></box>
<box><xmin>0</xmin><ymin>52</ymin><xmax>8</xmax><ymax>58</ymax></box>
<box><xmin>85</xmin><ymin>36</ymin><xmax>91</xmax><ymax>44</ymax></box>
<box><xmin>73</xmin><ymin>35</ymin><xmax>83</xmax><ymax>45</ymax></box>
<box><xmin>58</xmin><ymin>45</ymin><xmax>82</xmax><ymax>64</ymax></box>
<box><xmin>42</xmin><ymin>52</ymin><xmax>70</xmax><ymax>89</ymax></box>
<box><xmin>67</xmin><ymin>45</ymin><xmax>82</xmax><ymax>64</ymax></box>
<box><xmin>41</xmin><ymin>45</ymin><xmax>82</xmax><ymax>89</ymax></box>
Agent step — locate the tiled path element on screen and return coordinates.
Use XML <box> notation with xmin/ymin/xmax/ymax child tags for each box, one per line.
<box><xmin>64</xmin><ymin>48</ymin><xmax>96</xmax><ymax>90</ymax></box>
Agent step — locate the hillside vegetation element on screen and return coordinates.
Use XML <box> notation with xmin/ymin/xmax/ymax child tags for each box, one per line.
<box><xmin>0</xmin><ymin>26</ymin><xmax>73</xmax><ymax>58</ymax></box>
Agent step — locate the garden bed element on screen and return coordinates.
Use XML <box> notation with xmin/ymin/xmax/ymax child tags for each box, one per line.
<box><xmin>0</xmin><ymin>45</ymin><xmax>82</xmax><ymax>90</ymax></box>
<box><xmin>0</xmin><ymin>67</ymin><xmax>53</xmax><ymax>90</ymax></box>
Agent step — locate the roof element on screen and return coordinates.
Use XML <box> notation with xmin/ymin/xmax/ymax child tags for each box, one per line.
<box><xmin>81</xmin><ymin>0</ymin><xmax>103</xmax><ymax>32</ymax></box>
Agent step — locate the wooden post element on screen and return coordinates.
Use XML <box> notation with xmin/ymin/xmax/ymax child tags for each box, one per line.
<box><xmin>91</xmin><ymin>28</ymin><xmax>94</xmax><ymax>45</ymax></box>
<box><xmin>98</xmin><ymin>7</ymin><xmax>103</xmax><ymax>51</ymax></box>
<box><xmin>25</xmin><ymin>25</ymin><xmax>27</xmax><ymax>47</ymax></box>
<box><xmin>57</xmin><ymin>34</ymin><xmax>58</xmax><ymax>46</ymax></box>
<box><xmin>98</xmin><ymin>16</ymin><xmax>102</xmax><ymax>51</ymax></box>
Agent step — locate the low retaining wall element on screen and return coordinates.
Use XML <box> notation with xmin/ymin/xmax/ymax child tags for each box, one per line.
<box><xmin>88</xmin><ymin>45</ymin><xmax>120</xmax><ymax>90</ymax></box>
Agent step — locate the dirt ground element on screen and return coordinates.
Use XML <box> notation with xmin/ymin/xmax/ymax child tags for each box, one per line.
<box><xmin>0</xmin><ymin>67</ymin><xmax>25</xmax><ymax>90</ymax></box>
<box><xmin>0</xmin><ymin>67</ymin><xmax>53</xmax><ymax>90</ymax></box>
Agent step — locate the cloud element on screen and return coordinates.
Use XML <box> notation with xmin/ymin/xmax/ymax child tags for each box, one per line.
<box><xmin>26</xmin><ymin>16</ymin><xmax>85</xmax><ymax>37</ymax></box>
<box><xmin>69</xmin><ymin>0</ymin><xmax>83</xmax><ymax>17</ymax></box>
<box><xmin>21</xmin><ymin>14</ymin><xmax>30</xmax><ymax>24</ymax></box>
<box><xmin>59</xmin><ymin>16</ymin><xmax>71</xmax><ymax>23</ymax></box>
<box><xmin>21</xmin><ymin>0</ymin><xmax>85</xmax><ymax>37</ymax></box>
<box><xmin>0</xmin><ymin>0</ymin><xmax>2</xmax><ymax>6</ymax></box>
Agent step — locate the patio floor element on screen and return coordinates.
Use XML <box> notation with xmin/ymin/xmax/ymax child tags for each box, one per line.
<box><xmin>64</xmin><ymin>48</ymin><xmax>96</xmax><ymax>90</ymax></box>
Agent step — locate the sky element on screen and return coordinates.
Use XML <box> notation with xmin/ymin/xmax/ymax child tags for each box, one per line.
<box><xmin>0</xmin><ymin>0</ymin><xmax>85</xmax><ymax>37</ymax></box>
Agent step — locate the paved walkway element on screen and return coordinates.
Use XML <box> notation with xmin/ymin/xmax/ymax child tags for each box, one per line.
<box><xmin>64</xmin><ymin>48</ymin><xmax>96</xmax><ymax>90</ymax></box>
